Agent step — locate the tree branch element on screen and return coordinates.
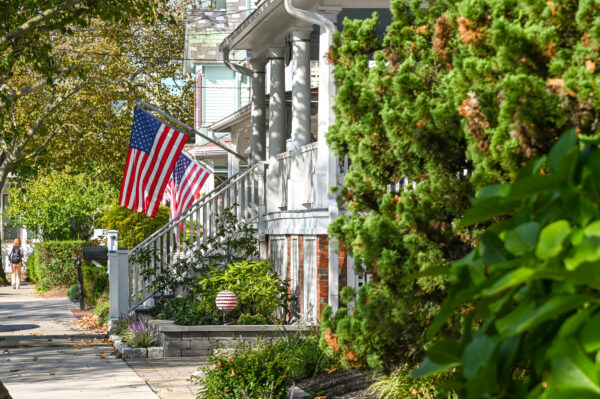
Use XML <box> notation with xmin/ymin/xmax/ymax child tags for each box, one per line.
<box><xmin>0</xmin><ymin>0</ymin><xmax>88</xmax><ymax>47</ymax></box>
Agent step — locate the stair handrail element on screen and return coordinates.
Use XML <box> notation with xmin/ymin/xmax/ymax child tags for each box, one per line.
<box><xmin>130</xmin><ymin>163</ymin><xmax>262</xmax><ymax>254</ymax></box>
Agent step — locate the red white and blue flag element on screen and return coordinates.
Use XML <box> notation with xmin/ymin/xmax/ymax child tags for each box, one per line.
<box><xmin>164</xmin><ymin>152</ymin><xmax>210</xmax><ymax>222</ymax></box>
<box><xmin>119</xmin><ymin>107</ymin><xmax>188</xmax><ymax>217</ymax></box>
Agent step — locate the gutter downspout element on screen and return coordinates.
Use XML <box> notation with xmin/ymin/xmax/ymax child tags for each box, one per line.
<box><xmin>284</xmin><ymin>0</ymin><xmax>340</xmax><ymax>315</ymax></box>
<box><xmin>283</xmin><ymin>0</ymin><xmax>335</xmax><ymax>38</ymax></box>
<box><xmin>222</xmin><ymin>47</ymin><xmax>253</xmax><ymax>78</ymax></box>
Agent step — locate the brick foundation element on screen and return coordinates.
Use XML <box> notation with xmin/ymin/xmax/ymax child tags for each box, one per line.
<box><xmin>268</xmin><ymin>234</ymin><xmax>340</xmax><ymax>323</ymax></box>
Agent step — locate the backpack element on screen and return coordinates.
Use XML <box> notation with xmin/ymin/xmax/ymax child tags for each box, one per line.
<box><xmin>10</xmin><ymin>247</ymin><xmax>21</xmax><ymax>264</ymax></box>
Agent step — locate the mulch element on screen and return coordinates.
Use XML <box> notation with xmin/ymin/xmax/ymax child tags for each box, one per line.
<box><xmin>296</xmin><ymin>369</ymin><xmax>376</xmax><ymax>399</ymax></box>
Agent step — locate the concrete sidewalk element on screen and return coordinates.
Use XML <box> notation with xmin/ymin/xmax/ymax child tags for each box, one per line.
<box><xmin>126</xmin><ymin>357</ymin><xmax>206</xmax><ymax>399</ymax></box>
<box><xmin>0</xmin><ymin>282</ymin><xmax>203</xmax><ymax>399</ymax></box>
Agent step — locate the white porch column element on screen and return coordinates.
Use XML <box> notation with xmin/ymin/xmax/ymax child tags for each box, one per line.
<box><xmin>228</xmin><ymin>132</ymin><xmax>240</xmax><ymax>178</ymax></box>
<box><xmin>290</xmin><ymin>27</ymin><xmax>313</xmax><ymax>151</ymax></box>
<box><xmin>289</xmin><ymin>26</ymin><xmax>313</xmax><ymax>209</ymax></box>
<box><xmin>108</xmin><ymin>249</ymin><xmax>129</xmax><ymax>327</ymax></box>
<box><xmin>312</xmin><ymin>7</ymin><xmax>341</xmax><ymax>312</ymax></box>
<box><xmin>250</xmin><ymin>59</ymin><xmax>267</xmax><ymax>164</ymax></box>
<box><xmin>267</xmin><ymin>46</ymin><xmax>287</xmax><ymax>213</ymax></box>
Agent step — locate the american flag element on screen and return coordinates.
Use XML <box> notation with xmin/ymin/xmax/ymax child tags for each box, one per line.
<box><xmin>119</xmin><ymin>107</ymin><xmax>188</xmax><ymax>217</ymax></box>
<box><xmin>164</xmin><ymin>152</ymin><xmax>210</xmax><ymax>222</ymax></box>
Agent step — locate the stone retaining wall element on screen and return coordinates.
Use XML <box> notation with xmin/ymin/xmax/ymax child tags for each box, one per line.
<box><xmin>149</xmin><ymin>320</ymin><xmax>317</xmax><ymax>358</ymax></box>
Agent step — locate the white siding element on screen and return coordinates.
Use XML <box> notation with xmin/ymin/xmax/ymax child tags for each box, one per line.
<box><xmin>290</xmin><ymin>236</ymin><xmax>299</xmax><ymax>316</ymax></box>
<box><xmin>303</xmin><ymin>237</ymin><xmax>317</xmax><ymax>323</ymax></box>
<box><xmin>270</xmin><ymin>236</ymin><xmax>287</xmax><ymax>281</ymax></box>
<box><xmin>203</xmin><ymin>65</ymin><xmax>236</xmax><ymax>128</ymax></box>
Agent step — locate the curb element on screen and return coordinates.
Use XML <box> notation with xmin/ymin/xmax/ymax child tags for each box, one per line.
<box><xmin>110</xmin><ymin>334</ymin><xmax>164</xmax><ymax>359</ymax></box>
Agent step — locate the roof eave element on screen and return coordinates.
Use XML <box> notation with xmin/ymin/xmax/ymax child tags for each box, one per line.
<box><xmin>219</xmin><ymin>0</ymin><xmax>280</xmax><ymax>52</ymax></box>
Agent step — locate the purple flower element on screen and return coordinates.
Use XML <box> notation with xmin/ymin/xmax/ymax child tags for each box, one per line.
<box><xmin>127</xmin><ymin>315</ymin><xmax>149</xmax><ymax>334</ymax></box>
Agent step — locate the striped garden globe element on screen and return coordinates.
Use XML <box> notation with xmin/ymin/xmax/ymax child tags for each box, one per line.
<box><xmin>215</xmin><ymin>290</ymin><xmax>238</xmax><ymax>313</ymax></box>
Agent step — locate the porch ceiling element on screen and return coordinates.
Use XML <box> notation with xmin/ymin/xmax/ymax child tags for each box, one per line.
<box><xmin>219</xmin><ymin>0</ymin><xmax>390</xmax><ymax>59</ymax></box>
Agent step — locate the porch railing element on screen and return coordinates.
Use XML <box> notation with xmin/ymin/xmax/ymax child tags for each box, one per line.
<box><xmin>128</xmin><ymin>161</ymin><xmax>266</xmax><ymax>311</ymax></box>
<box><xmin>275</xmin><ymin>151</ymin><xmax>291</xmax><ymax>209</ymax></box>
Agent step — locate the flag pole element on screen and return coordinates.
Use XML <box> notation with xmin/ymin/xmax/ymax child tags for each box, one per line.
<box><xmin>135</xmin><ymin>99</ymin><xmax>247</xmax><ymax>161</ymax></box>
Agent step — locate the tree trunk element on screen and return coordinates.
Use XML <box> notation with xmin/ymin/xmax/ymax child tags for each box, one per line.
<box><xmin>0</xmin><ymin>166</ymin><xmax>11</xmax><ymax>286</ymax></box>
<box><xmin>0</xmin><ymin>380</ymin><xmax>12</xmax><ymax>399</ymax></box>
<box><xmin>0</xmin><ymin>266</ymin><xmax>8</xmax><ymax>286</ymax></box>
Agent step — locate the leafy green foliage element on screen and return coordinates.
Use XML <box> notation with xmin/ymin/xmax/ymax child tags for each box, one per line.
<box><xmin>0</xmin><ymin>1</ymin><xmax>193</xmax><ymax>192</ymax></box>
<box><xmin>66</xmin><ymin>265</ymin><xmax>107</xmax><ymax>306</ymax></box>
<box><xmin>324</xmin><ymin>0</ymin><xmax>600</xmax><ymax>372</ymax></box>
<box><xmin>155</xmin><ymin>261</ymin><xmax>289</xmax><ymax>325</ymax></box>
<box><xmin>368</xmin><ymin>367</ymin><xmax>457</xmax><ymax>399</ymax></box>
<box><xmin>155</xmin><ymin>296</ymin><xmax>220</xmax><ymax>326</ymax></box>
<box><xmin>195</xmin><ymin>334</ymin><xmax>331</xmax><ymax>399</ymax></box>
<box><xmin>25</xmin><ymin>253</ymin><xmax>38</xmax><ymax>283</ymax></box>
<box><xmin>196</xmin><ymin>260</ymin><xmax>290</xmax><ymax>322</ymax></box>
<box><xmin>100</xmin><ymin>204</ymin><xmax>169</xmax><ymax>249</ymax></box>
<box><xmin>136</xmin><ymin>206</ymin><xmax>258</xmax><ymax>296</ymax></box>
<box><xmin>120</xmin><ymin>315</ymin><xmax>158</xmax><ymax>348</ymax></box>
<box><xmin>82</xmin><ymin>265</ymin><xmax>108</xmax><ymax>306</ymax></box>
<box><xmin>92</xmin><ymin>296</ymin><xmax>110</xmax><ymax>326</ymax></box>
<box><xmin>417</xmin><ymin>132</ymin><xmax>600</xmax><ymax>397</ymax></box>
<box><xmin>237</xmin><ymin>314</ymin><xmax>269</xmax><ymax>325</ymax></box>
<box><xmin>67</xmin><ymin>284</ymin><xmax>80</xmax><ymax>302</ymax></box>
<box><xmin>34</xmin><ymin>240</ymin><xmax>85</xmax><ymax>291</ymax></box>
<box><xmin>7</xmin><ymin>172</ymin><xmax>115</xmax><ymax>240</ymax></box>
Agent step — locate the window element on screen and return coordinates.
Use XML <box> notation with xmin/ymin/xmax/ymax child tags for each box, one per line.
<box><xmin>2</xmin><ymin>194</ymin><xmax>19</xmax><ymax>241</ymax></box>
<box><xmin>212</xmin><ymin>0</ymin><xmax>226</xmax><ymax>9</ymax></box>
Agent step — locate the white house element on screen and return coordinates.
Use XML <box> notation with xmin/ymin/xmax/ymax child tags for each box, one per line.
<box><xmin>213</xmin><ymin>0</ymin><xmax>392</xmax><ymax>322</ymax></box>
<box><xmin>128</xmin><ymin>0</ymin><xmax>392</xmax><ymax>324</ymax></box>
<box><xmin>0</xmin><ymin>184</ymin><xmax>34</xmax><ymax>275</ymax></box>
<box><xmin>183</xmin><ymin>0</ymin><xmax>253</xmax><ymax>184</ymax></box>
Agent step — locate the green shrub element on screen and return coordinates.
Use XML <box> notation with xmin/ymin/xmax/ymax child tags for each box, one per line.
<box><xmin>120</xmin><ymin>315</ymin><xmax>158</xmax><ymax>348</ymax></box>
<box><xmin>82</xmin><ymin>264</ymin><xmax>108</xmax><ymax>306</ymax></box>
<box><xmin>196</xmin><ymin>260</ymin><xmax>290</xmax><ymax>322</ymax></box>
<box><xmin>369</xmin><ymin>368</ymin><xmax>456</xmax><ymax>399</ymax></box>
<box><xmin>26</xmin><ymin>253</ymin><xmax>38</xmax><ymax>283</ymax></box>
<box><xmin>67</xmin><ymin>284</ymin><xmax>80</xmax><ymax>302</ymax></box>
<box><xmin>100</xmin><ymin>204</ymin><xmax>169</xmax><ymax>249</ymax></box>
<box><xmin>92</xmin><ymin>296</ymin><xmax>110</xmax><ymax>325</ymax></box>
<box><xmin>322</xmin><ymin>0</ymin><xmax>600</xmax><ymax>372</ymax></box>
<box><xmin>136</xmin><ymin>206</ymin><xmax>258</xmax><ymax>297</ymax></box>
<box><xmin>157</xmin><ymin>297</ymin><xmax>220</xmax><ymax>326</ymax></box>
<box><xmin>34</xmin><ymin>240</ymin><xmax>84</xmax><ymax>291</ymax></box>
<box><xmin>113</xmin><ymin>316</ymin><xmax>130</xmax><ymax>336</ymax></box>
<box><xmin>417</xmin><ymin>132</ymin><xmax>600</xmax><ymax>397</ymax></box>
<box><xmin>196</xmin><ymin>334</ymin><xmax>331</xmax><ymax>399</ymax></box>
<box><xmin>237</xmin><ymin>314</ymin><xmax>268</xmax><ymax>325</ymax></box>
<box><xmin>6</xmin><ymin>171</ymin><xmax>115</xmax><ymax>240</ymax></box>
<box><xmin>154</xmin><ymin>260</ymin><xmax>289</xmax><ymax>326</ymax></box>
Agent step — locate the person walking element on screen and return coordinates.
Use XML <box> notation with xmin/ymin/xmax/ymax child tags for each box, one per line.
<box><xmin>9</xmin><ymin>238</ymin><xmax>24</xmax><ymax>289</ymax></box>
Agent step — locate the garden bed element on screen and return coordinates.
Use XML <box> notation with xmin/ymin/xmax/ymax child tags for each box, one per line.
<box><xmin>111</xmin><ymin>316</ymin><xmax>317</xmax><ymax>358</ymax></box>
<box><xmin>148</xmin><ymin>319</ymin><xmax>316</xmax><ymax>357</ymax></box>
<box><xmin>109</xmin><ymin>334</ymin><xmax>163</xmax><ymax>359</ymax></box>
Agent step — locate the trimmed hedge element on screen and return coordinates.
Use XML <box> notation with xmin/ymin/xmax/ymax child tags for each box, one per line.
<box><xmin>33</xmin><ymin>241</ymin><xmax>109</xmax><ymax>303</ymax></box>
<box><xmin>82</xmin><ymin>264</ymin><xmax>108</xmax><ymax>306</ymax></box>
<box><xmin>26</xmin><ymin>253</ymin><xmax>38</xmax><ymax>283</ymax></box>
<box><xmin>67</xmin><ymin>266</ymin><xmax>108</xmax><ymax>306</ymax></box>
<box><xmin>34</xmin><ymin>241</ymin><xmax>84</xmax><ymax>291</ymax></box>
